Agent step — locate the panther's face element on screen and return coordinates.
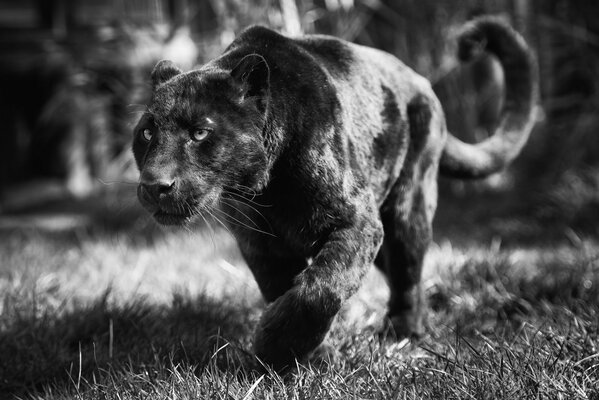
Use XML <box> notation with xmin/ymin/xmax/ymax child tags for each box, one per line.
<box><xmin>132</xmin><ymin>57</ymin><xmax>270</xmax><ymax>225</ymax></box>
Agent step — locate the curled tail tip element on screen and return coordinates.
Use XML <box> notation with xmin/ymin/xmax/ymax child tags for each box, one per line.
<box><xmin>457</xmin><ymin>15</ymin><xmax>525</xmax><ymax>62</ymax></box>
<box><xmin>441</xmin><ymin>16</ymin><xmax>538</xmax><ymax>180</ymax></box>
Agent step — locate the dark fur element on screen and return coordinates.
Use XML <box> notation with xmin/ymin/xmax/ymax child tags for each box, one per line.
<box><xmin>132</xmin><ymin>17</ymin><xmax>537</xmax><ymax>371</ymax></box>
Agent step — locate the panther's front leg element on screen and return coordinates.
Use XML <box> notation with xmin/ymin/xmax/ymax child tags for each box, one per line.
<box><xmin>253</xmin><ymin>203</ymin><xmax>384</xmax><ymax>371</ymax></box>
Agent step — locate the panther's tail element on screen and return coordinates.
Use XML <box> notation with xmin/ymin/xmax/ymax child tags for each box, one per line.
<box><xmin>439</xmin><ymin>16</ymin><xmax>538</xmax><ymax>179</ymax></box>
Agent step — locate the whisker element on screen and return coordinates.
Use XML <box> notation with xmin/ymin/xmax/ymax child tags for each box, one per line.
<box><xmin>213</xmin><ymin>207</ymin><xmax>276</xmax><ymax>237</ymax></box>
<box><xmin>182</xmin><ymin>222</ymin><xmax>194</xmax><ymax>236</ymax></box>
<box><xmin>197</xmin><ymin>209</ymin><xmax>217</xmax><ymax>250</ymax></box>
<box><xmin>204</xmin><ymin>207</ymin><xmax>234</xmax><ymax>237</ymax></box>
<box><xmin>235</xmin><ymin>183</ymin><xmax>258</xmax><ymax>192</ymax></box>
<box><xmin>231</xmin><ymin>184</ymin><xmax>258</xmax><ymax>198</ymax></box>
<box><xmin>222</xmin><ymin>189</ymin><xmax>272</xmax><ymax>208</ymax></box>
<box><xmin>219</xmin><ymin>198</ymin><xmax>259</xmax><ymax>228</ymax></box>
<box><xmin>179</xmin><ymin>199</ymin><xmax>196</xmax><ymax>236</ymax></box>
<box><xmin>222</xmin><ymin>193</ymin><xmax>271</xmax><ymax>215</ymax></box>
<box><xmin>219</xmin><ymin>195</ymin><xmax>273</xmax><ymax>232</ymax></box>
<box><xmin>185</xmin><ymin>199</ymin><xmax>213</xmax><ymax>237</ymax></box>
<box><xmin>97</xmin><ymin>179</ymin><xmax>139</xmax><ymax>186</ymax></box>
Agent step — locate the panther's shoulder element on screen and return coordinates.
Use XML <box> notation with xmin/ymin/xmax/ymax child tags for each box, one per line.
<box><xmin>226</xmin><ymin>25</ymin><xmax>291</xmax><ymax>54</ymax></box>
<box><xmin>226</xmin><ymin>26</ymin><xmax>356</xmax><ymax>76</ymax></box>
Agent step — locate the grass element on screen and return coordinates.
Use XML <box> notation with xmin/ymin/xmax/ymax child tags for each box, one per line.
<box><xmin>1</xmin><ymin>182</ymin><xmax>598</xmax><ymax>399</ymax></box>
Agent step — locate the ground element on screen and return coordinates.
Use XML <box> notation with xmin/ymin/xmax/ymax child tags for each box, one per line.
<box><xmin>0</xmin><ymin>176</ymin><xmax>598</xmax><ymax>399</ymax></box>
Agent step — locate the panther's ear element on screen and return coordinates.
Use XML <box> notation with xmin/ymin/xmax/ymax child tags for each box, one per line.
<box><xmin>231</xmin><ymin>54</ymin><xmax>270</xmax><ymax>110</ymax></box>
<box><xmin>151</xmin><ymin>60</ymin><xmax>182</xmax><ymax>87</ymax></box>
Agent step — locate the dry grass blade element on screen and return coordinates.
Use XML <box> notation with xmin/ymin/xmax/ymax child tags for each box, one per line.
<box><xmin>241</xmin><ymin>374</ymin><xmax>264</xmax><ymax>400</ymax></box>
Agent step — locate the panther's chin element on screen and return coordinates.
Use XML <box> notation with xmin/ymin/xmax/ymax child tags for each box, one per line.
<box><xmin>153</xmin><ymin>210</ymin><xmax>194</xmax><ymax>226</ymax></box>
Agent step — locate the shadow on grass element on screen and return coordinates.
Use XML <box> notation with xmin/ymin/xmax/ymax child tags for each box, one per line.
<box><xmin>0</xmin><ymin>290</ymin><xmax>261</xmax><ymax>397</ymax></box>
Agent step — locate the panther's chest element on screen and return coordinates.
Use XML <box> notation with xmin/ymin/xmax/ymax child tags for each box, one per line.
<box><xmin>221</xmin><ymin>183</ymin><xmax>348</xmax><ymax>257</ymax></box>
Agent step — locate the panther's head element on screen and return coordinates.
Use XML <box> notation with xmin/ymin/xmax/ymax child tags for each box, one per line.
<box><xmin>132</xmin><ymin>55</ymin><xmax>270</xmax><ymax>225</ymax></box>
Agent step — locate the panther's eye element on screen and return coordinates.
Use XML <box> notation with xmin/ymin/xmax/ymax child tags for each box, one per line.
<box><xmin>191</xmin><ymin>128</ymin><xmax>212</xmax><ymax>142</ymax></box>
<box><xmin>141</xmin><ymin>128</ymin><xmax>152</xmax><ymax>141</ymax></box>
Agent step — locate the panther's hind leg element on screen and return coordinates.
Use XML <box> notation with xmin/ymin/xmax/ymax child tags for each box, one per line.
<box><xmin>375</xmin><ymin>95</ymin><xmax>441</xmax><ymax>339</ymax></box>
<box><xmin>376</xmin><ymin>189</ymin><xmax>432</xmax><ymax>339</ymax></box>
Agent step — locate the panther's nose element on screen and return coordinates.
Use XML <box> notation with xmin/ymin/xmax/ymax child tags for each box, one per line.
<box><xmin>139</xmin><ymin>172</ymin><xmax>176</xmax><ymax>202</ymax></box>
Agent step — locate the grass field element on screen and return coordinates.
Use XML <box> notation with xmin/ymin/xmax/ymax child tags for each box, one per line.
<box><xmin>1</xmin><ymin>180</ymin><xmax>598</xmax><ymax>399</ymax></box>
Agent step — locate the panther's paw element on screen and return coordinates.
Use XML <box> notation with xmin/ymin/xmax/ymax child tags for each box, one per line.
<box><xmin>253</xmin><ymin>288</ymin><xmax>332</xmax><ymax>372</ymax></box>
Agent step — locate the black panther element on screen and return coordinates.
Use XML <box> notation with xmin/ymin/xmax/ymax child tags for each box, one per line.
<box><xmin>132</xmin><ymin>16</ymin><xmax>537</xmax><ymax>371</ymax></box>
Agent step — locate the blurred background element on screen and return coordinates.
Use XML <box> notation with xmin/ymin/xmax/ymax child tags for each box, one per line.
<box><xmin>0</xmin><ymin>0</ymin><xmax>598</xmax><ymax>236</ymax></box>
<box><xmin>1</xmin><ymin>3</ymin><xmax>598</xmax><ymax>395</ymax></box>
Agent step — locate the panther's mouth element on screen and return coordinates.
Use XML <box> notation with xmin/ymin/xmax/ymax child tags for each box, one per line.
<box><xmin>136</xmin><ymin>184</ymin><xmax>214</xmax><ymax>226</ymax></box>
<box><xmin>153</xmin><ymin>209</ymin><xmax>194</xmax><ymax>226</ymax></box>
